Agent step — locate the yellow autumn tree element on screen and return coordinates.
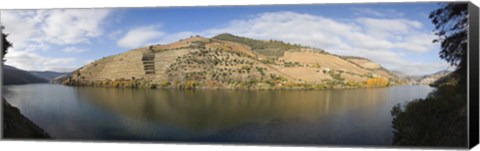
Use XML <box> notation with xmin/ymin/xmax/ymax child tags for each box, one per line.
<box><xmin>366</xmin><ymin>77</ymin><xmax>389</xmax><ymax>87</ymax></box>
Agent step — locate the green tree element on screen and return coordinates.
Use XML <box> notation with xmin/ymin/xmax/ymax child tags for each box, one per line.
<box><xmin>1</xmin><ymin>26</ymin><xmax>13</xmax><ymax>63</ymax></box>
<box><xmin>429</xmin><ymin>3</ymin><xmax>468</xmax><ymax>84</ymax></box>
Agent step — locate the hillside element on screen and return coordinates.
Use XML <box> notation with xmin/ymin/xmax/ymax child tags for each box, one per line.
<box><xmin>51</xmin><ymin>73</ymin><xmax>72</xmax><ymax>84</ymax></box>
<box><xmin>391</xmin><ymin>71</ymin><xmax>417</xmax><ymax>84</ymax></box>
<box><xmin>63</xmin><ymin>34</ymin><xmax>401</xmax><ymax>89</ymax></box>
<box><xmin>30</xmin><ymin>71</ymin><xmax>68</xmax><ymax>81</ymax></box>
<box><xmin>417</xmin><ymin>70</ymin><xmax>452</xmax><ymax>85</ymax></box>
<box><xmin>2</xmin><ymin>65</ymin><xmax>49</xmax><ymax>85</ymax></box>
<box><xmin>393</xmin><ymin>70</ymin><xmax>452</xmax><ymax>85</ymax></box>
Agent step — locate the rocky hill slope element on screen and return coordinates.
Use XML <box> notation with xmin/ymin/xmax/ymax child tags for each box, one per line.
<box><xmin>63</xmin><ymin>34</ymin><xmax>401</xmax><ymax>89</ymax></box>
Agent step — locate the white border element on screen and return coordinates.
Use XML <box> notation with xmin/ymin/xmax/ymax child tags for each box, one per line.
<box><xmin>0</xmin><ymin>0</ymin><xmax>477</xmax><ymax>151</ymax></box>
<box><xmin>0</xmin><ymin>0</ymin><xmax>466</xmax><ymax>9</ymax></box>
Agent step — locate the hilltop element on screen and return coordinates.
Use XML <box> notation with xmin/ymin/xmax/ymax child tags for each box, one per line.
<box><xmin>63</xmin><ymin>34</ymin><xmax>401</xmax><ymax>90</ymax></box>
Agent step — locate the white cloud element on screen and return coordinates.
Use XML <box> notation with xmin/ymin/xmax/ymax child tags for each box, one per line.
<box><xmin>117</xmin><ymin>25</ymin><xmax>165</xmax><ymax>48</ymax></box>
<box><xmin>40</xmin><ymin>9</ymin><xmax>111</xmax><ymax>45</ymax></box>
<box><xmin>395</xmin><ymin>33</ymin><xmax>437</xmax><ymax>53</ymax></box>
<box><xmin>4</xmin><ymin>51</ymin><xmax>77</xmax><ymax>72</ymax></box>
<box><xmin>155</xmin><ymin>11</ymin><xmax>445</xmax><ymax>75</ymax></box>
<box><xmin>1</xmin><ymin>9</ymin><xmax>112</xmax><ymax>72</ymax></box>
<box><xmin>1</xmin><ymin>11</ymin><xmax>43</xmax><ymax>50</ymax></box>
<box><xmin>2</xmin><ymin>9</ymin><xmax>112</xmax><ymax>48</ymax></box>
<box><xmin>62</xmin><ymin>47</ymin><xmax>88</xmax><ymax>53</ymax></box>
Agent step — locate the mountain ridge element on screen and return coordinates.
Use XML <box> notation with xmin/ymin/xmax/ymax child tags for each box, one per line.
<box><xmin>392</xmin><ymin>70</ymin><xmax>452</xmax><ymax>85</ymax></box>
<box><xmin>30</xmin><ymin>70</ymin><xmax>68</xmax><ymax>81</ymax></box>
<box><xmin>2</xmin><ymin>65</ymin><xmax>49</xmax><ymax>85</ymax></box>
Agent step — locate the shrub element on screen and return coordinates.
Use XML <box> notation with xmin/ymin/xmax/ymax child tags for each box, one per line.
<box><xmin>314</xmin><ymin>83</ymin><xmax>326</xmax><ymax>89</ymax></box>
<box><xmin>184</xmin><ymin>80</ymin><xmax>197</xmax><ymax>89</ymax></box>
<box><xmin>160</xmin><ymin>80</ymin><xmax>171</xmax><ymax>88</ymax></box>
<box><xmin>312</xmin><ymin>63</ymin><xmax>321</xmax><ymax>68</ymax></box>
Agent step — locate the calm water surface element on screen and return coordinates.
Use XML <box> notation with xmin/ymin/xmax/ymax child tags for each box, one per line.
<box><xmin>3</xmin><ymin>84</ymin><xmax>433</xmax><ymax>146</ymax></box>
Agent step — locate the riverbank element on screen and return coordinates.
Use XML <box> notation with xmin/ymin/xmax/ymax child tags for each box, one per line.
<box><xmin>62</xmin><ymin>77</ymin><xmax>394</xmax><ymax>90</ymax></box>
<box><xmin>2</xmin><ymin>98</ymin><xmax>50</xmax><ymax>139</ymax></box>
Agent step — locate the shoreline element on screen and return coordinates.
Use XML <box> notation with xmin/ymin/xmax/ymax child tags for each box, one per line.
<box><xmin>60</xmin><ymin>82</ymin><xmax>414</xmax><ymax>91</ymax></box>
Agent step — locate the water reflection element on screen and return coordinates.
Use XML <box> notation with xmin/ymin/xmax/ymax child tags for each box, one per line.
<box><xmin>75</xmin><ymin>87</ymin><xmax>389</xmax><ymax>133</ymax></box>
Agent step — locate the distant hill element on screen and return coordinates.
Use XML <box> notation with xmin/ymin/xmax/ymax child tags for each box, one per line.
<box><xmin>417</xmin><ymin>70</ymin><xmax>452</xmax><ymax>85</ymax></box>
<box><xmin>51</xmin><ymin>73</ymin><xmax>72</xmax><ymax>84</ymax></box>
<box><xmin>30</xmin><ymin>71</ymin><xmax>68</xmax><ymax>81</ymax></box>
<box><xmin>62</xmin><ymin>34</ymin><xmax>401</xmax><ymax>89</ymax></box>
<box><xmin>392</xmin><ymin>70</ymin><xmax>452</xmax><ymax>85</ymax></box>
<box><xmin>391</xmin><ymin>71</ymin><xmax>421</xmax><ymax>85</ymax></box>
<box><xmin>2</xmin><ymin>65</ymin><xmax>49</xmax><ymax>85</ymax></box>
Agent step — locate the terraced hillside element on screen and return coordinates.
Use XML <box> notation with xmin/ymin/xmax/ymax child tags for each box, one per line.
<box><xmin>63</xmin><ymin>34</ymin><xmax>401</xmax><ymax>89</ymax></box>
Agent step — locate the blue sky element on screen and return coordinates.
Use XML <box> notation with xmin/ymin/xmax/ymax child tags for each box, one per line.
<box><xmin>1</xmin><ymin>2</ymin><xmax>451</xmax><ymax>75</ymax></box>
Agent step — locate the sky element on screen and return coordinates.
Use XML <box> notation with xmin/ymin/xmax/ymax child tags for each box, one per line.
<box><xmin>0</xmin><ymin>2</ymin><xmax>452</xmax><ymax>75</ymax></box>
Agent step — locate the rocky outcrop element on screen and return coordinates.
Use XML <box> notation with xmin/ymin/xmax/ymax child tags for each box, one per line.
<box><xmin>2</xmin><ymin>98</ymin><xmax>50</xmax><ymax>139</ymax></box>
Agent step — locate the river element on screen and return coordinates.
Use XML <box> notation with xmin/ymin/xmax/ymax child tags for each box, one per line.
<box><xmin>3</xmin><ymin>84</ymin><xmax>433</xmax><ymax>146</ymax></box>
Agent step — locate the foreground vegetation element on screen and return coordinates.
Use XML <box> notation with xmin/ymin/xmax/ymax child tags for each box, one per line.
<box><xmin>390</xmin><ymin>2</ymin><xmax>468</xmax><ymax>147</ymax></box>
<box><xmin>2</xmin><ymin>26</ymin><xmax>50</xmax><ymax>139</ymax></box>
<box><xmin>391</xmin><ymin>73</ymin><xmax>466</xmax><ymax>146</ymax></box>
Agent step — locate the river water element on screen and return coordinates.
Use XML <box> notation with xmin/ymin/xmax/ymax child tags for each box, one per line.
<box><xmin>3</xmin><ymin>84</ymin><xmax>433</xmax><ymax>146</ymax></box>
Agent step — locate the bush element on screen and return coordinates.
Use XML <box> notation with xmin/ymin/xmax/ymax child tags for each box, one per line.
<box><xmin>314</xmin><ymin>83</ymin><xmax>326</xmax><ymax>89</ymax></box>
<box><xmin>160</xmin><ymin>80</ymin><xmax>171</xmax><ymax>88</ymax></box>
<box><xmin>184</xmin><ymin>80</ymin><xmax>197</xmax><ymax>89</ymax></box>
<box><xmin>256</xmin><ymin>82</ymin><xmax>272</xmax><ymax>90</ymax></box>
